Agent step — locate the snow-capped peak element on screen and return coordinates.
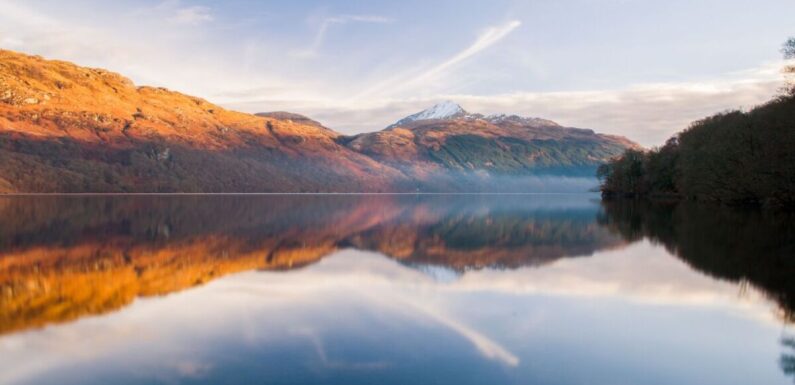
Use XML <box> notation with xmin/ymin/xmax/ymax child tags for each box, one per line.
<box><xmin>390</xmin><ymin>101</ymin><xmax>467</xmax><ymax>127</ymax></box>
<box><xmin>485</xmin><ymin>113</ymin><xmax>561</xmax><ymax>127</ymax></box>
<box><xmin>388</xmin><ymin>101</ymin><xmax>563</xmax><ymax>129</ymax></box>
<box><xmin>411</xmin><ymin>101</ymin><xmax>465</xmax><ymax>120</ymax></box>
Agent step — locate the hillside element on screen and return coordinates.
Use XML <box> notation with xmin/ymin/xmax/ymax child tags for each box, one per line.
<box><xmin>345</xmin><ymin>102</ymin><xmax>638</xmax><ymax>179</ymax></box>
<box><xmin>598</xmin><ymin>93</ymin><xmax>795</xmax><ymax>208</ymax></box>
<box><xmin>0</xmin><ymin>50</ymin><xmax>638</xmax><ymax>192</ymax></box>
<box><xmin>0</xmin><ymin>49</ymin><xmax>405</xmax><ymax>192</ymax></box>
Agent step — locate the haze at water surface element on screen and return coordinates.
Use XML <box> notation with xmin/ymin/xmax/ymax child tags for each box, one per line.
<box><xmin>0</xmin><ymin>195</ymin><xmax>793</xmax><ymax>385</ymax></box>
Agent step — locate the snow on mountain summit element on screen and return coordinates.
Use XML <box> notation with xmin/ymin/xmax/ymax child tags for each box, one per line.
<box><xmin>390</xmin><ymin>101</ymin><xmax>467</xmax><ymax>127</ymax></box>
<box><xmin>389</xmin><ymin>101</ymin><xmax>563</xmax><ymax>130</ymax></box>
<box><xmin>411</xmin><ymin>101</ymin><xmax>465</xmax><ymax>120</ymax></box>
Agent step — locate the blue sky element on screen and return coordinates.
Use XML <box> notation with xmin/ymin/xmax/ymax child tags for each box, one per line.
<box><xmin>1</xmin><ymin>0</ymin><xmax>793</xmax><ymax>145</ymax></box>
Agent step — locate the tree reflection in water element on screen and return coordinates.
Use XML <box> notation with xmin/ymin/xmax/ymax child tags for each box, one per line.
<box><xmin>782</xmin><ymin>337</ymin><xmax>795</xmax><ymax>381</ymax></box>
<box><xmin>599</xmin><ymin>199</ymin><xmax>795</xmax><ymax>382</ymax></box>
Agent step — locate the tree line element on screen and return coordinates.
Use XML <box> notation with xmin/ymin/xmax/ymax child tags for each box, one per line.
<box><xmin>597</xmin><ymin>39</ymin><xmax>795</xmax><ymax>208</ymax></box>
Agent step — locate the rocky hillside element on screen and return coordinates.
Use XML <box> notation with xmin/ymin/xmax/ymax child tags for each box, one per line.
<box><xmin>0</xmin><ymin>50</ymin><xmax>638</xmax><ymax>192</ymax></box>
<box><xmin>0</xmin><ymin>49</ymin><xmax>406</xmax><ymax>193</ymax></box>
<box><xmin>345</xmin><ymin>101</ymin><xmax>639</xmax><ymax>179</ymax></box>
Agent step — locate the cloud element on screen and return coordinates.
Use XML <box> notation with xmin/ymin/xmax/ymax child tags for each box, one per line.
<box><xmin>227</xmin><ymin>63</ymin><xmax>782</xmax><ymax>146</ymax></box>
<box><xmin>0</xmin><ymin>2</ymin><xmax>787</xmax><ymax>148</ymax></box>
<box><xmin>0</xmin><ymin>246</ymin><xmax>781</xmax><ymax>384</ymax></box>
<box><xmin>0</xmin><ymin>2</ymin><xmax>104</xmax><ymax>59</ymax></box>
<box><xmin>293</xmin><ymin>14</ymin><xmax>393</xmax><ymax>58</ymax></box>
<box><xmin>170</xmin><ymin>6</ymin><xmax>214</xmax><ymax>25</ymax></box>
<box><xmin>0</xmin><ymin>1</ymin><xmax>284</xmax><ymax>101</ymax></box>
<box><xmin>352</xmin><ymin>20</ymin><xmax>522</xmax><ymax>100</ymax></box>
<box><xmin>447</xmin><ymin>77</ymin><xmax>780</xmax><ymax>146</ymax></box>
<box><xmin>0</xmin><ymin>36</ymin><xmax>24</xmax><ymax>48</ymax></box>
<box><xmin>405</xmin><ymin>301</ymin><xmax>520</xmax><ymax>366</ymax></box>
<box><xmin>408</xmin><ymin>20</ymin><xmax>522</xmax><ymax>87</ymax></box>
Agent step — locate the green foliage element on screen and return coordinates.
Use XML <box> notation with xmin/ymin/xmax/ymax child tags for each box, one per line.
<box><xmin>783</xmin><ymin>37</ymin><xmax>795</xmax><ymax>93</ymax></box>
<box><xmin>784</xmin><ymin>37</ymin><xmax>795</xmax><ymax>59</ymax></box>
<box><xmin>598</xmin><ymin>94</ymin><xmax>795</xmax><ymax>207</ymax></box>
<box><xmin>596</xmin><ymin>149</ymin><xmax>647</xmax><ymax>196</ymax></box>
<box><xmin>428</xmin><ymin>134</ymin><xmax>625</xmax><ymax>177</ymax></box>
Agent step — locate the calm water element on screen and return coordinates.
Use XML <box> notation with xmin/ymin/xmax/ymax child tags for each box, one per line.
<box><xmin>0</xmin><ymin>195</ymin><xmax>793</xmax><ymax>385</ymax></box>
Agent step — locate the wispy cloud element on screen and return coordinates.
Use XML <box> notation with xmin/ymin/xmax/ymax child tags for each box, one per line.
<box><xmin>293</xmin><ymin>14</ymin><xmax>393</xmax><ymax>58</ymax></box>
<box><xmin>2</xmin><ymin>2</ymin><xmax>789</xmax><ymax>148</ymax></box>
<box><xmin>0</xmin><ymin>246</ymin><xmax>782</xmax><ymax>384</ymax></box>
<box><xmin>354</xmin><ymin>20</ymin><xmax>522</xmax><ymax>100</ymax></box>
<box><xmin>170</xmin><ymin>6</ymin><xmax>214</xmax><ymax>25</ymax></box>
<box><xmin>227</xmin><ymin>62</ymin><xmax>783</xmax><ymax>146</ymax></box>
<box><xmin>404</xmin><ymin>300</ymin><xmax>520</xmax><ymax>366</ymax></box>
<box><xmin>408</xmin><ymin>20</ymin><xmax>521</xmax><ymax>87</ymax></box>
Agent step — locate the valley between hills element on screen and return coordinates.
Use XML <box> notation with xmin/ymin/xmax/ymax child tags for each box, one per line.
<box><xmin>0</xmin><ymin>49</ymin><xmax>638</xmax><ymax>193</ymax></box>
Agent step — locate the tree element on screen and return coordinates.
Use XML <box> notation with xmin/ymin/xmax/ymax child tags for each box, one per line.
<box><xmin>784</xmin><ymin>37</ymin><xmax>795</xmax><ymax>92</ymax></box>
<box><xmin>598</xmin><ymin>149</ymin><xmax>647</xmax><ymax>197</ymax></box>
<box><xmin>784</xmin><ymin>37</ymin><xmax>795</xmax><ymax>59</ymax></box>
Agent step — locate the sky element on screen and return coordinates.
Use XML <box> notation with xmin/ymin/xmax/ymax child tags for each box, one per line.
<box><xmin>0</xmin><ymin>0</ymin><xmax>793</xmax><ymax>146</ymax></box>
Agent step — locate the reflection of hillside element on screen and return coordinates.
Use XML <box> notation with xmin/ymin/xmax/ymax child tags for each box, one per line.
<box><xmin>351</xmin><ymin>217</ymin><xmax>616</xmax><ymax>270</ymax></box>
<box><xmin>0</xmin><ymin>195</ymin><xmax>624</xmax><ymax>334</ymax></box>
<box><xmin>599</xmin><ymin>200</ymin><xmax>795</xmax><ymax>321</ymax></box>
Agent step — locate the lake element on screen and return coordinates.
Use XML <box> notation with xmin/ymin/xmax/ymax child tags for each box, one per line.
<box><xmin>0</xmin><ymin>194</ymin><xmax>793</xmax><ymax>385</ymax></box>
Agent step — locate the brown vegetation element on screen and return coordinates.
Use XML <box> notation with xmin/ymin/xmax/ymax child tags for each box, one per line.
<box><xmin>0</xmin><ymin>49</ymin><xmax>638</xmax><ymax>192</ymax></box>
<box><xmin>346</xmin><ymin>115</ymin><xmax>638</xmax><ymax>178</ymax></box>
<box><xmin>0</xmin><ymin>49</ymin><xmax>405</xmax><ymax>192</ymax></box>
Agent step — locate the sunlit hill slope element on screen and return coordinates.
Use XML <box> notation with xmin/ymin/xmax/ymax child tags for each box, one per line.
<box><xmin>0</xmin><ymin>49</ymin><xmax>638</xmax><ymax>192</ymax></box>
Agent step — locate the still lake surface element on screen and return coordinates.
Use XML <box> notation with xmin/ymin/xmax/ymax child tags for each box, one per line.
<box><xmin>0</xmin><ymin>194</ymin><xmax>793</xmax><ymax>385</ymax></box>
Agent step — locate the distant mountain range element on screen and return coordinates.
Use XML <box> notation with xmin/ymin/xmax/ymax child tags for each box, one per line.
<box><xmin>346</xmin><ymin>101</ymin><xmax>638</xmax><ymax>181</ymax></box>
<box><xmin>0</xmin><ymin>49</ymin><xmax>638</xmax><ymax>193</ymax></box>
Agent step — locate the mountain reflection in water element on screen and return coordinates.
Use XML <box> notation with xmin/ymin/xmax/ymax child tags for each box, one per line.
<box><xmin>0</xmin><ymin>195</ymin><xmax>623</xmax><ymax>334</ymax></box>
<box><xmin>0</xmin><ymin>195</ymin><xmax>793</xmax><ymax>385</ymax></box>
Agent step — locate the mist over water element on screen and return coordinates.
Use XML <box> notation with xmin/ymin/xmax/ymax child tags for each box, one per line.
<box><xmin>413</xmin><ymin>172</ymin><xmax>601</xmax><ymax>193</ymax></box>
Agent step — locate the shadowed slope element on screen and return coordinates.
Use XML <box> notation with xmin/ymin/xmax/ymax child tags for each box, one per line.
<box><xmin>0</xmin><ymin>49</ymin><xmax>407</xmax><ymax>192</ymax></box>
<box><xmin>1</xmin><ymin>50</ymin><xmax>639</xmax><ymax>192</ymax></box>
<box><xmin>345</xmin><ymin>103</ymin><xmax>639</xmax><ymax>180</ymax></box>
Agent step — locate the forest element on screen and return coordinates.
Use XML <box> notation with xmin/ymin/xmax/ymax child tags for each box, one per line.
<box><xmin>597</xmin><ymin>39</ymin><xmax>795</xmax><ymax>208</ymax></box>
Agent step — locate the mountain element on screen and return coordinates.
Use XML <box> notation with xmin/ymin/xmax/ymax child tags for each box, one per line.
<box><xmin>0</xmin><ymin>49</ymin><xmax>639</xmax><ymax>193</ymax></box>
<box><xmin>389</xmin><ymin>100</ymin><xmax>467</xmax><ymax>128</ymax></box>
<box><xmin>255</xmin><ymin>111</ymin><xmax>327</xmax><ymax>129</ymax></box>
<box><xmin>345</xmin><ymin>101</ymin><xmax>639</xmax><ymax>180</ymax></box>
<box><xmin>0</xmin><ymin>49</ymin><xmax>406</xmax><ymax>193</ymax></box>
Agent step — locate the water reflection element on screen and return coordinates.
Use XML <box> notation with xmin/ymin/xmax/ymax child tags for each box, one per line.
<box><xmin>0</xmin><ymin>195</ymin><xmax>622</xmax><ymax>335</ymax></box>
<box><xmin>599</xmin><ymin>200</ymin><xmax>795</xmax><ymax>321</ymax></box>
<box><xmin>599</xmin><ymin>200</ymin><xmax>795</xmax><ymax>384</ymax></box>
<box><xmin>0</xmin><ymin>195</ymin><xmax>792</xmax><ymax>385</ymax></box>
<box><xmin>783</xmin><ymin>337</ymin><xmax>795</xmax><ymax>379</ymax></box>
